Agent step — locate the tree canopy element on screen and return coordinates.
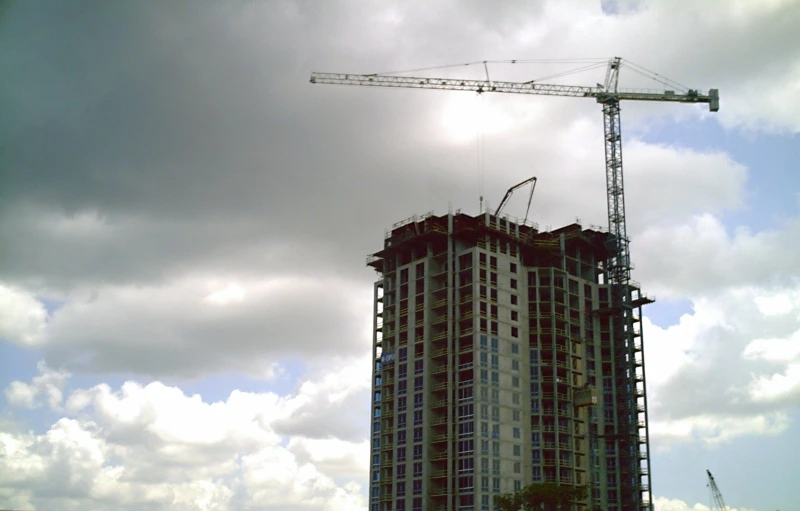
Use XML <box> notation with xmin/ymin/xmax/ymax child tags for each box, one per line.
<box><xmin>494</xmin><ymin>482</ymin><xmax>588</xmax><ymax>511</ymax></box>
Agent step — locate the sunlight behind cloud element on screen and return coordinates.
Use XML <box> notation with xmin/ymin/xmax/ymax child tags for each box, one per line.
<box><xmin>204</xmin><ymin>283</ymin><xmax>246</xmax><ymax>305</ymax></box>
<box><xmin>439</xmin><ymin>94</ymin><xmax>514</xmax><ymax>143</ymax></box>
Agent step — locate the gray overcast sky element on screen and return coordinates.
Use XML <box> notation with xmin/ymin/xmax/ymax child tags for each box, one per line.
<box><xmin>1</xmin><ymin>1</ymin><xmax>799</xmax><ymax>510</ymax></box>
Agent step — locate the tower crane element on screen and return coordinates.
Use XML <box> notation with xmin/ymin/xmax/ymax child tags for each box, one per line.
<box><xmin>707</xmin><ymin>469</ymin><xmax>729</xmax><ymax>511</ymax></box>
<box><xmin>311</xmin><ymin>58</ymin><xmax>719</xmax><ymax>511</ymax></box>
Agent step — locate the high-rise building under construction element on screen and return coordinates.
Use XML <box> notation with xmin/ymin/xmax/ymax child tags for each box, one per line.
<box><xmin>367</xmin><ymin>210</ymin><xmax>653</xmax><ymax>511</ymax></box>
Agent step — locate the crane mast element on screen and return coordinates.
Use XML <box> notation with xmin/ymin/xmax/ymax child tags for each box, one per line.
<box><xmin>706</xmin><ymin>470</ymin><xmax>728</xmax><ymax>511</ymax></box>
<box><xmin>312</xmin><ymin>58</ymin><xmax>719</xmax><ymax>511</ymax></box>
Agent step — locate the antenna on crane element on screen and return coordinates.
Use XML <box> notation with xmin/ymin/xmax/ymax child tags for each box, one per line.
<box><xmin>495</xmin><ymin>176</ymin><xmax>537</xmax><ymax>224</ymax></box>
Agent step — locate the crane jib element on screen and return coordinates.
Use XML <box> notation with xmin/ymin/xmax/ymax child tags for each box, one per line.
<box><xmin>309</xmin><ymin>72</ymin><xmax>719</xmax><ymax>112</ymax></box>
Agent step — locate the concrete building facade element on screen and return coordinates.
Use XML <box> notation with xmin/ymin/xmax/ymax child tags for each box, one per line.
<box><xmin>368</xmin><ymin>210</ymin><xmax>652</xmax><ymax>511</ymax></box>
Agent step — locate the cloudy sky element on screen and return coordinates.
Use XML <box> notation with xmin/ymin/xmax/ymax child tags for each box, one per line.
<box><xmin>1</xmin><ymin>0</ymin><xmax>799</xmax><ymax>510</ymax></box>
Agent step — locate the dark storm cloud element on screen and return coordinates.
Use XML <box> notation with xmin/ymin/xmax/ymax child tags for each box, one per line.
<box><xmin>1</xmin><ymin>0</ymin><xmax>533</xmax><ymax>290</ymax></box>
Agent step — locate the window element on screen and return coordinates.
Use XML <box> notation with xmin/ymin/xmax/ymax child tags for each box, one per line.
<box><xmin>399</xmin><ymin>347</ymin><xmax>408</xmax><ymax>361</ymax></box>
<box><xmin>416</xmin><ymin>262</ymin><xmax>425</xmax><ymax>277</ymax></box>
<box><xmin>510</xmin><ymin>278</ymin><xmax>518</xmax><ymax>289</ymax></box>
<box><xmin>490</xmin><ymin>272</ymin><xmax>498</xmax><ymax>285</ymax></box>
<box><xmin>458</xmin><ymin>439</ymin><xmax>474</xmax><ymax>455</ymax></box>
<box><xmin>480</xmin><ymin>352</ymin><xmax>488</xmax><ymax>366</ymax></box>
<box><xmin>413</xmin><ymin>479</ymin><xmax>422</xmax><ymax>495</ymax></box>
<box><xmin>491</xmin><ymin>389</ymin><xmax>499</xmax><ymax>403</ymax></box>
<box><xmin>511</xmin><ymin>359</ymin><xmax>520</xmax><ymax>371</ymax></box>
<box><xmin>414</xmin><ymin>375</ymin><xmax>423</xmax><ymax>391</ymax></box>
<box><xmin>398</xmin><ymin>430</ymin><xmax>406</xmax><ymax>444</ymax></box>
<box><xmin>511</xmin><ymin>342</ymin><xmax>519</xmax><ymax>355</ymax></box>
<box><xmin>513</xmin><ymin>444</ymin><xmax>521</xmax><ymax>456</ymax></box>
<box><xmin>412</xmin><ymin>498</ymin><xmax>422</xmax><ymax>511</ymax></box>
<box><xmin>397</xmin><ymin>447</ymin><xmax>406</xmax><ymax>462</ymax></box>
<box><xmin>512</xmin><ymin>392</ymin><xmax>520</xmax><ymax>404</ymax></box>
<box><xmin>397</xmin><ymin>481</ymin><xmax>406</xmax><ymax>496</ymax></box>
<box><xmin>398</xmin><ymin>413</ymin><xmax>407</xmax><ymax>428</ymax></box>
<box><xmin>480</xmin><ymin>422</ymin><xmax>489</xmax><ymax>437</ymax></box>
<box><xmin>459</xmin><ymin>422</ymin><xmax>475</xmax><ymax>437</ymax></box>
<box><xmin>458</xmin><ymin>387</ymin><xmax>473</xmax><ymax>402</ymax></box>
<box><xmin>480</xmin><ymin>285</ymin><xmax>487</xmax><ymax>298</ymax></box>
<box><xmin>491</xmin><ymin>338</ymin><xmax>499</xmax><ymax>353</ymax></box>
<box><xmin>479</xmin><ymin>252</ymin><xmax>487</xmax><ymax>265</ymax></box>
<box><xmin>491</xmin><ymin>304</ymin><xmax>498</xmax><ymax>318</ymax></box>
<box><xmin>372</xmin><ymin>454</ymin><xmax>379</xmax><ymax>467</ymax></box>
<box><xmin>458</xmin><ymin>475</ymin><xmax>474</xmax><ymax>491</ymax></box>
<box><xmin>490</xmin><ymin>256</ymin><xmax>497</xmax><ymax>268</ymax></box>
<box><xmin>491</xmin><ymin>372</ymin><xmax>499</xmax><ymax>386</ymax></box>
<box><xmin>491</xmin><ymin>406</ymin><xmax>499</xmax><ymax>420</ymax></box>
<box><xmin>480</xmin><ymin>269</ymin><xmax>487</xmax><ymax>281</ymax></box>
<box><xmin>413</xmin><ymin>427</ymin><xmax>423</xmax><ymax>443</ymax></box>
<box><xmin>512</xmin><ymin>376</ymin><xmax>520</xmax><ymax>388</ymax></box>
<box><xmin>413</xmin><ymin>393</ymin><xmax>423</xmax><ymax>408</ymax></box>
<box><xmin>513</xmin><ymin>410</ymin><xmax>521</xmax><ymax>422</ymax></box>
<box><xmin>458</xmin><ymin>458</ymin><xmax>474</xmax><ymax>473</ymax></box>
<box><xmin>511</xmin><ymin>326</ymin><xmax>519</xmax><ymax>338</ymax></box>
<box><xmin>413</xmin><ymin>444</ymin><xmax>423</xmax><ymax>459</ymax></box>
<box><xmin>491</xmin><ymin>288</ymin><xmax>498</xmax><ymax>301</ymax></box>
<box><xmin>491</xmin><ymin>321</ymin><xmax>498</xmax><ymax>335</ymax></box>
<box><xmin>397</xmin><ymin>499</ymin><xmax>406</xmax><ymax>511</ymax></box>
<box><xmin>413</xmin><ymin>410</ymin><xmax>423</xmax><ymax>425</ymax></box>
<box><xmin>414</xmin><ymin>359</ymin><xmax>424</xmax><ymax>374</ymax></box>
<box><xmin>413</xmin><ymin>462</ymin><xmax>423</xmax><ymax>477</ymax></box>
<box><xmin>514</xmin><ymin>480</ymin><xmax>522</xmax><ymax>491</ymax></box>
<box><xmin>532</xmin><ymin>466</ymin><xmax>541</xmax><ymax>481</ymax></box>
<box><xmin>397</xmin><ymin>464</ymin><xmax>406</xmax><ymax>478</ymax></box>
<box><xmin>510</xmin><ymin>294</ymin><xmax>518</xmax><ymax>305</ymax></box>
<box><xmin>480</xmin><ymin>335</ymin><xmax>488</xmax><ymax>350</ymax></box>
<box><xmin>493</xmin><ymin>477</ymin><xmax>500</xmax><ymax>492</ymax></box>
<box><xmin>492</xmin><ymin>459</ymin><xmax>500</xmax><ymax>474</ymax></box>
<box><xmin>458</xmin><ymin>403</ymin><xmax>474</xmax><ymax>419</ymax></box>
<box><xmin>491</xmin><ymin>354</ymin><xmax>498</xmax><ymax>369</ymax></box>
<box><xmin>480</xmin><ymin>369</ymin><xmax>488</xmax><ymax>384</ymax></box>
<box><xmin>481</xmin><ymin>439</ymin><xmax>489</xmax><ymax>454</ymax></box>
<box><xmin>513</xmin><ymin>427</ymin><xmax>521</xmax><ymax>439</ymax></box>
<box><xmin>491</xmin><ymin>424</ymin><xmax>500</xmax><ymax>439</ymax></box>
<box><xmin>511</xmin><ymin>310</ymin><xmax>518</xmax><ymax>321</ymax></box>
<box><xmin>481</xmin><ymin>476</ymin><xmax>489</xmax><ymax>491</ymax></box>
<box><xmin>510</xmin><ymin>262</ymin><xmax>517</xmax><ymax>273</ymax></box>
<box><xmin>480</xmin><ymin>404</ymin><xmax>489</xmax><ymax>419</ymax></box>
<box><xmin>514</xmin><ymin>462</ymin><xmax>521</xmax><ymax>474</ymax></box>
<box><xmin>373</xmin><ymin>438</ymin><xmax>380</xmax><ymax>450</ymax></box>
<box><xmin>480</xmin><ymin>302</ymin><xmax>487</xmax><ymax>315</ymax></box>
<box><xmin>399</xmin><ymin>380</ymin><xmax>407</xmax><ymax>395</ymax></box>
<box><xmin>398</xmin><ymin>363</ymin><xmax>408</xmax><ymax>378</ymax></box>
<box><xmin>492</xmin><ymin>441</ymin><xmax>500</xmax><ymax>456</ymax></box>
<box><xmin>372</xmin><ymin>470</ymin><xmax>379</xmax><ymax>481</ymax></box>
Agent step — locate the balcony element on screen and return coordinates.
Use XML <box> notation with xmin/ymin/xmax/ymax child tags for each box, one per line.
<box><xmin>433</xmin><ymin>364</ymin><xmax>448</xmax><ymax>375</ymax></box>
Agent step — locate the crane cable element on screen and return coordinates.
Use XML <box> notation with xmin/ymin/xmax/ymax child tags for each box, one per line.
<box><xmin>477</xmin><ymin>94</ymin><xmax>485</xmax><ymax>213</ymax></box>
